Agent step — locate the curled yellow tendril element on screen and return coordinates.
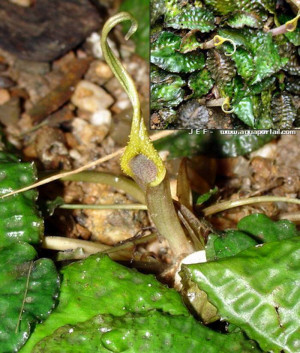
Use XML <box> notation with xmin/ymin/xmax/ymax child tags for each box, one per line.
<box><xmin>221</xmin><ymin>97</ymin><xmax>234</xmax><ymax>114</ymax></box>
<box><xmin>285</xmin><ymin>11</ymin><xmax>300</xmax><ymax>32</ymax></box>
<box><xmin>101</xmin><ymin>12</ymin><xmax>166</xmax><ymax>187</ymax></box>
<box><xmin>213</xmin><ymin>35</ymin><xmax>236</xmax><ymax>56</ymax></box>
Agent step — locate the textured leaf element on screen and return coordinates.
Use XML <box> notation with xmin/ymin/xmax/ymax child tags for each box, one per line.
<box><xmin>219</xmin><ymin>29</ymin><xmax>288</xmax><ymax>84</ymax></box>
<box><xmin>285</xmin><ymin>76</ymin><xmax>300</xmax><ymax>95</ymax></box>
<box><xmin>120</xmin><ymin>0</ymin><xmax>149</xmax><ymax>60</ymax></box>
<box><xmin>206</xmin><ymin>230</ymin><xmax>257</xmax><ymax>261</ymax></box>
<box><xmin>20</xmin><ymin>255</ymin><xmax>188</xmax><ymax>353</ymax></box>
<box><xmin>151</xmin><ymin>31</ymin><xmax>205</xmax><ymax>73</ymax></box>
<box><xmin>179</xmin><ymin>31</ymin><xmax>201</xmax><ymax>53</ymax></box>
<box><xmin>226</xmin><ymin>11</ymin><xmax>264</xmax><ymax>28</ymax></box>
<box><xmin>0</xmin><ymin>242</ymin><xmax>59</xmax><ymax>353</ymax></box>
<box><xmin>206</xmin><ymin>49</ymin><xmax>236</xmax><ymax>87</ymax></box>
<box><xmin>271</xmin><ymin>93</ymin><xmax>297</xmax><ymax>129</ymax></box>
<box><xmin>187</xmin><ymin>69</ymin><xmax>214</xmax><ymax>98</ymax></box>
<box><xmin>150</xmin><ymin>0</ymin><xmax>165</xmax><ymax>24</ymax></box>
<box><xmin>0</xmin><ymin>154</ymin><xmax>43</xmax><ymax>247</ymax></box>
<box><xmin>230</xmin><ymin>47</ymin><xmax>255</xmax><ymax>82</ymax></box>
<box><xmin>165</xmin><ymin>6</ymin><xmax>215</xmax><ymax>32</ymax></box>
<box><xmin>154</xmin><ymin>131</ymin><xmax>276</xmax><ymax>158</ymax></box>
<box><xmin>238</xmin><ymin>213</ymin><xmax>299</xmax><ymax>243</ymax></box>
<box><xmin>233</xmin><ymin>96</ymin><xmax>255</xmax><ymax>127</ymax></box>
<box><xmin>32</xmin><ymin>311</ymin><xmax>261</xmax><ymax>353</ymax></box>
<box><xmin>203</xmin><ymin>0</ymin><xmax>276</xmax><ymax>15</ymax></box>
<box><xmin>182</xmin><ymin>237</ymin><xmax>300</xmax><ymax>353</ymax></box>
<box><xmin>151</xmin><ymin>67</ymin><xmax>185</xmax><ymax>109</ymax></box>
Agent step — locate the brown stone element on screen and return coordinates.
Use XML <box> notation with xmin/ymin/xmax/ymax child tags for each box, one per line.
<box><xmin>0</xmin><ymin>0</ymin><xmax>103</xmax><ymax>61</ymax></box>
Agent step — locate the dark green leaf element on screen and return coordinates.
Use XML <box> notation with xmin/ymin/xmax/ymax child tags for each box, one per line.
<box><xmin>32</xmin><ymin>311</ymin><xmax>261</xmax><ymax>353</ymax></box>
<box><xmin>20</xmin><ymin>255</ymin><xmax>188</xmax><ymax>353</ymax></box>
<box><xmin>151</xmin><ymin>67</ymin><xmax>185</xmax><ymax>109</ymax></box>
<box><xmin>165</xmin><ymin>6</ymin><xmax>215</xmax><ymax>32</ymax></box>
<box><xmin>182</xmin><ymin>237</ymin><xmax>300</xmax><ymax>353</ymax></box>
<box><xmin>237</xmin><ymin>213</ymin><xmax>299</xmax><ymax>242</ymax></box>
<box><xmin>205</xmin><ymin>230</ymin><xmax>257</xmax><ymax>261</ymax></box>
<box><xmin>233</xmin><ymin>96</ymin><xmax>256</xmax><ymax>127</ymax></box>
<box><xmin>187</xmin><ymin>69</ymin><xmax>214</xmax><ymax>99</ymax></box>
<box><xmin>151</xmin><ymin>31</ymin><xmax>205</xmax><ymax>73</ymax></box>
<box><xmin>0</xmin><ymin>242</ymin><xmax>59</xmax><ymax>353</ymax></box>
<box><xmin>218</xmin><ymin>29</ymin><xmax>288</xmax><ymax>84</ymax></box>
<box><xmin>0</xmin><ymin>155</ymin><xmax>43</xmax><ymax>247</ymax></box>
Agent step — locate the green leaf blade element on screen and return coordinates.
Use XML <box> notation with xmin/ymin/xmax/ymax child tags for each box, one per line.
<box><xmin>0</xmin><ymin>242</ymin><xmax>59</xmax><ymax>353</ymax></box>
<box><xmin>182</xmin><ymin>237</ymin><xmax>300</xmax><ymax>353</ymax></box>
<box><xmin>151</xmin><ymin>31</ymin><xmax>205</xmax><ymax>73</ymax></box>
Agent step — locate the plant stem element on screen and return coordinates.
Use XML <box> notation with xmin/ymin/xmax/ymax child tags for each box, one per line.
<box><xmin>202</xmin><ymin>196</ymin><xmax>300</xmax><ymax>216</ymax></box>
<box><xmin>62</xmin><ymin>171</ymin><xmax>145</xmax><ymax>204</ymax></box>
<box><xmin>146</xmin><ymin>176</ymin><xmax>194</xmax><ymax>260</ymax></box>
<box><xmin>59</xmin><ymin>203</ymin><xmax>147</xmax><ymax>210</ymax></box>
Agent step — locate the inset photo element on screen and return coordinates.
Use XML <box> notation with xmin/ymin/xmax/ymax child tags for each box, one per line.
<box><xmin>150</xmin><ymin>0</ymin><xmax>300</xmax><ymax>130</ymax></box>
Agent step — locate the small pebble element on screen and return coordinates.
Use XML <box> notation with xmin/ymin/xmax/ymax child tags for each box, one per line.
<box><xmin>0</xmin><ymin>76</ymin><xmax>15</xmax><ymax>89</ymax></box>
<box><xmin>9</xmin><ymin>0</ymin><xmax>34</xmax><ymax>7</ymax></box>
<box><xmin>90</xmin><ymin>109</ymin><xmax>112</xmax><ymax>127</ymax></box>
<box><xmin>0</xmin><ymin>89</ymin><xmax>10</xmax><ymax>105</ymax></box>
<box><xmin>71</xmin><ymin>80</ymin><xmax>114</xmax><ymax>113</ymax></box>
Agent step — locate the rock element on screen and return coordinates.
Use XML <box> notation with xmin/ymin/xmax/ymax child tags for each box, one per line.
<box><xmin>0</xmin><ymin>89</ymin><xmax>10</xmax><ymax>105</ymax></box>
<box><xmin>0</xmin><ymin>76</ymin><xmax>15</xmax><ymax>88</ymax></box>
<box><xmin>14</xmin><ymin>59</ymin><xmax>50</xmax><ymax>75</ymax></box>
<box><xmin>71</xmin><ymin>117</ymin><xmax>109</xmax><ymax>145</ymax></box>
<box><xmin>0</xmin><ymin>97</ymin><xmax>20</xmax><ymax>126</ymax></box>
<box><xmin>71</xmin><ymin>80</ymin><xmax>114</xmax><ymax>113</ymax></box>
<box><xmin>0</xmin><ymin>0</ymin><xmax>102</xmax><ymax>61</ymax></box>
<box><xmin>84</xmin><ymin>60</ymin><xmax>113</xmax><ymax>86</ymax></box>
<box><xmin>90</xmin><ymin>109</ymin><xmax>112</xmax><ymax>127</ymax></box>
<box><xmin>9</xmin><ymin>0</ymin><xmax>33</xmax><ymax>7</ymax></box>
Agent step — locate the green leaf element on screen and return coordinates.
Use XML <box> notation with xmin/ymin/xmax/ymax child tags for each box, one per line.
<box><xmin>233</xmin><ymin>96</ymin><xmax>256</xmax><ymax>127</ymax></box>
<box><xmin>219</xmin><ymin>29</ymin><xmax>288</xmax><ymax>84</ymax></box>
<box><xmin>0</xmin><ymin>242</ymin><xmax>59</xmax><ymax>353</ymax></box>
<box><xmin>150</xmin><ymin>0</ymin><xmax>165</xmax><ymax>24</ymax></box>
<box><xmin>20</xmin><ymin>255</ymin><xmax>188</xmax><ymax>353</ymax></box>
<box><xmin>187</xmin><ymin>69</ymin><xmax>214</xmax><ymax>99</ymax></box>
<box><xmin>151</xmin><ymin>67</ymin><xmax>185</xmax><ymax>109</ymax></box>
<box><xmin>154</xmin><ymin>131</ymin><xmax>276</xmax><ymax>158</ymax></box>
<box><xmin>205</xmin><ymin>230</ymin><xmax>257</xmax><ymax>261</ymax></box>
<box><xmin>165</xmin><ymin>6</ymin><xmax>215</xmax><ymax>32</ymax></box>
<box><xmin>32</xmin><ymin>311</ymin><xmax>261</xmax><ymax>353</ymax></box>
<box><xmin>196</xmin><ymin>186</ymin><xmax>218</xmax><ymax>206</ymax></box>
<box><xmin>226</xmin><ymin>11</ymin><xmax>264</xmax><ymax>28</ymax></box>
<box><xmin>182</xmin><ymin>237</ymin><xmax>300</xmax><ymax>353</ymax></box>
<box><xmin>0</xmin><ymin>155</ymin><xmax>43</xmax><ymax>247</ymax></box>
<box><xmin>203</xmin><ymin>0</ymin><xmax>276</xmax><ymax>15</ymax></box>
<box><xmin>238</xmin><ymin>213</ymin><xmax>299</xmax><ymax>243</ymax></box>
<box><xmin>230</xmin><ymin>47</ymin><xmax>255</xmax><ymax>82</ymax></box>
<box><xmin>119</xmin><ymin>0</ymin><xmax>149</xmax><ymax>60</ymax></box>
<box><xmin>151</xmin><ymin>31</ymin><xmax>205</xmax><ymax>73</ymax></box>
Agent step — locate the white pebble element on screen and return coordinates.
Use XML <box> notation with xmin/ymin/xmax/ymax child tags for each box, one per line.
<box><xmin>71</xmin><ymin>80</ymin><xmax>114</xmax><ymax>113</ymax></box>
<box><xmin>90</xmin><ymin>109</ymin><xmax>112</xmax><ymax>127</ymax></box>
